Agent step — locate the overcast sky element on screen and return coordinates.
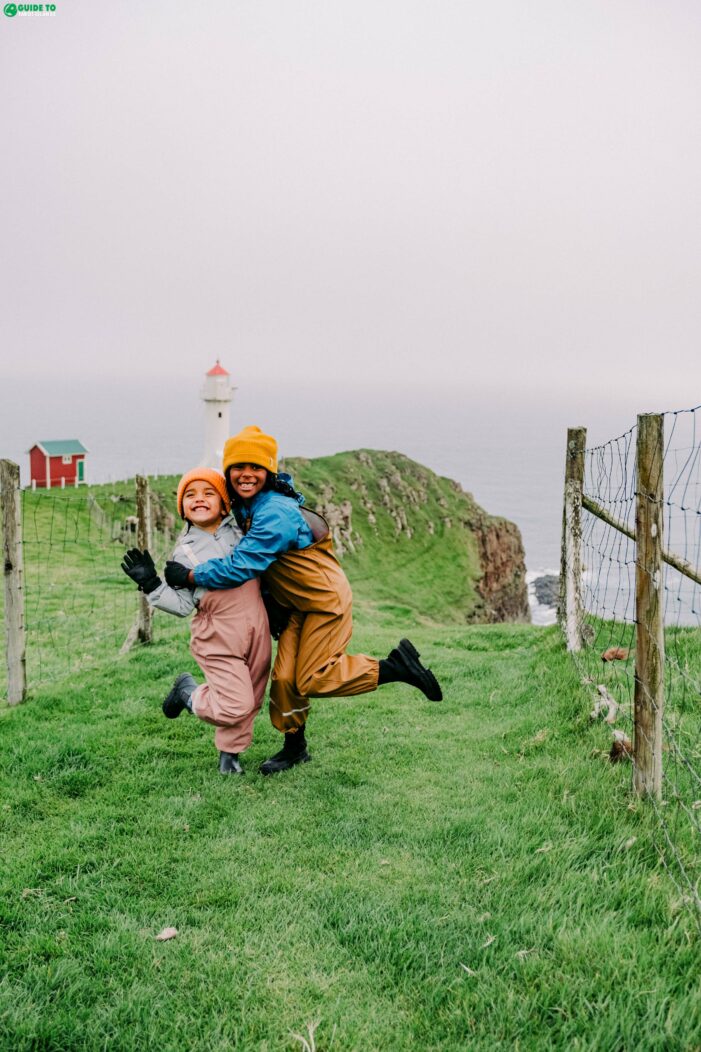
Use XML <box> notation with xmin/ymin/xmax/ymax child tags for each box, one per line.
<box><xmin>1</xmin><ymin>0</ymin><xmax>700</xmax><ymax>405</ymax></box>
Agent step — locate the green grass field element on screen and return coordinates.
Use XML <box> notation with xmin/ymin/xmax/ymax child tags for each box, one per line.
<box><xmin>1</xmin><ymin>613</ymin><xmax>700</xmax><ymax>1050</ymax></box>
<box><xmin>1</xmin><ymin>477</ymin><xmax>700</xmax><ymax>1050</ymax></box>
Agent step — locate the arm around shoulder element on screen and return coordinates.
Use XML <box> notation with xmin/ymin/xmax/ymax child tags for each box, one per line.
<box><xmin>193</xmin><ymin>497</ymin><xmax>301</xmax><ymax>590</ymax></box>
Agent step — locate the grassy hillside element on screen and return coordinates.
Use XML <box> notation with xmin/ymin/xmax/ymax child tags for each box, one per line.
<box><xmin>283</xmin><ymin>449</ymin><xmax>525</xmax><ymax>624</ymax></box>
<box><xmin>1</xmin><ymin>451</ymin><xmax>525</xmax><ymax>696</ymax></box>
<box><xmin>142</xmin><ymin>449</ymin><xmax>526</xmax><ymax>624</ymax></box>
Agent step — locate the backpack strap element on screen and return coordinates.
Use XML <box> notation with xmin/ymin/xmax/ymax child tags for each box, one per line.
<box><xmin>300</xmin><ymin>506</ymin><xmax>329</xmax><ymax>541</ymax></box>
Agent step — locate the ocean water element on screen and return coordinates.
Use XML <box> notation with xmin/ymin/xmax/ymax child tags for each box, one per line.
<box><xmin>1</xmin><ymin>376</ymin><xmax>682</xmax><ymax>625</ymax></box>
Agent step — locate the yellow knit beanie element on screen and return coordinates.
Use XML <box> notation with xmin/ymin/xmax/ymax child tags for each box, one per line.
<box><xmin>176</xmin><ymin>468</ymin><xmax>230</xmax><ymax>520</ymax></box>
<box><xmin>223</xmin><ymin>426</ymin><xmax>278</xmax><ymax>474</ymax></box>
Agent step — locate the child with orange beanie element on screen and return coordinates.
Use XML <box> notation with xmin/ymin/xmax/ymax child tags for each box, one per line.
<box><xmin>121</xmin><ymin>467</ymin><xmax>271</xmax><ymax>775</ymax></box>
<box><xmin>164</xmin><ymin>428</ymin><xmax>442</xmax><ymax>776</ymax></box>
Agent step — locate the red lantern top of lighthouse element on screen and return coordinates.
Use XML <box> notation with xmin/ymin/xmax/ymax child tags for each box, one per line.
<box><xmin>206</xmin><ymin>360</ymin><xmax>229</xmax><ymax>377</ymax></box>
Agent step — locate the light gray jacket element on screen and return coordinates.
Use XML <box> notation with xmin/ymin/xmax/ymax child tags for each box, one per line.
<box><xmin>147</xmin><ymin>514</ymin><xmax>243</xmax><ymax>618</ymax></box>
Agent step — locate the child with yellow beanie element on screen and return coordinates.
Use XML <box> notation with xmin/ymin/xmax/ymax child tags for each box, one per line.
<box><xmin>121</xmin><ymin>467</ymin><xmax>271</xmax><ymax>775</ymax></box>
<box><xmin>164</xmin><ymin>427</ymin><xmax>442</xmax><ymax>775</ymax></box>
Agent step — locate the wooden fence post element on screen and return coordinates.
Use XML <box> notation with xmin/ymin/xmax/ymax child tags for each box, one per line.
<box><xmin>135</xmin><ymin>475</ymin><xmax>153</xmax><ymax>644</ymax></box>
<box><xmin>634</xmin><ymin>413</ymin><xmax>664</xmax><ymax>798</ymax></box>
<box><xmin>559</xmin><ymin>427</ymin><xmax>587</xmax><ymax>651</ymax></box>
<box><xmin>1</xmin><ymin>460</ymin><xmax>27</xmax><ymax>704</ymax></box>
<box><xmin>121</xmin><ymin>475</ymin><xmax>153</xmax><ymax>653</ymax></box>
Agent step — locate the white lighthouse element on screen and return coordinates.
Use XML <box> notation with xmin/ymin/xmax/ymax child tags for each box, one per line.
<box><xmin>200</xmin><ymin>360</ymin><xmax>235</xmax><ymax>469</ymax></box>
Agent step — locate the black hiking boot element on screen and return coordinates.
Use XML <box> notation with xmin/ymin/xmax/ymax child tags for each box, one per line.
<box><xmin>219</xmin><ymin>751</ymin><xmax>244</xmax><ymax>775</ymax></box>
<box><xmin>259</xmin><ymin>731</ymin><xmax>311</xmax><ymax>776</ymax></box>
<box><xmin>162</xmin><ymin>673</ymin><xmax>197</xmax><ymax>718</ymax></box>
<box><xmin>378</xmin><ymin>638</ymin><xmax>443</xmax><ymax>701</ymax></box>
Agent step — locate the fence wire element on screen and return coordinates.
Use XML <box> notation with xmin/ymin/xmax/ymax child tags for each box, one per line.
<box><xmin>567</xmin><ymin>407</ymin><xmax>701</xmax><ymax>918</ymax></box>
<box><xmin>4</xmin><ymin>479</ymin><xmax>185</xmax><ymax>693</ymax></box>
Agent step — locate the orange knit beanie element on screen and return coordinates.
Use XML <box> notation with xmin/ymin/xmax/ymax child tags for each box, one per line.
<box><xmin>176</xmin><ymin>468</ymin><xmax>230</xmax><ymax>519</ymax></box>
<box><xmin>223</xmin><ymin>426</ymin><xmax>278</xmax><ymax>474</ymax></box>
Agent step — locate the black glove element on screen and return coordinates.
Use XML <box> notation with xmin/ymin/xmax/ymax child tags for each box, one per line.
<box><xmin>262</xmin><ymin>591</ymin><xmax>292</xmax><ymax>641</ymax></box>
<box><xmin>121</xmin><ymin>548</ymin><xmax>162</xmax><ymax>594</ymax></box>
<box><xmin>165</xmin><ymin>560</ymin><xmax>194</xmax><ymax>589</ymax></box>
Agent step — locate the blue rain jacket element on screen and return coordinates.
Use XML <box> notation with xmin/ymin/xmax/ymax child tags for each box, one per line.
<box><xmin>193</xmin><ymin>474</ymin><xmax>315</xmax><ymax>590</ymax></box>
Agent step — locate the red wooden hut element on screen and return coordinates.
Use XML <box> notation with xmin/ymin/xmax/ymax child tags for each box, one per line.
<box><xmin>29</xmin><ymin>440</ymin><xmax>88</xmax><ymax>489</ymax></box>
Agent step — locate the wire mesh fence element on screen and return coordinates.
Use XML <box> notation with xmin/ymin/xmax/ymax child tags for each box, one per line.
<box><xmin>579</xmin><ymin>424</ymin><xmax>637</xmax><ymax>728</ymax></box>
<box><xmin>1</xmin><ymin>473</ymin><xmax>188</xmax><ymax>698</ymax></box>
<box><xmin>562</xmin><ymin>407</ymin><xmax>701</xmax><ymax>917</ymax></box>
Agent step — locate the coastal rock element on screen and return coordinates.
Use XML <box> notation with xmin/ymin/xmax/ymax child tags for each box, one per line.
<box><xmin>533</xmin><ymin>574</ymin><xmax>560</xmax><ymax>608</ymax></box>
<box><xmin>469</xmin><ymin>516</ymin><xmax>530</xmax><ymax>623</ymax></box>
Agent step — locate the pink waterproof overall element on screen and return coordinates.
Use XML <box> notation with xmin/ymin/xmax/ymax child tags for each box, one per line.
<box><xmin>189</xmin><ymin>580</ymin><xmax>271</xmax><ymax>753</ymax></box>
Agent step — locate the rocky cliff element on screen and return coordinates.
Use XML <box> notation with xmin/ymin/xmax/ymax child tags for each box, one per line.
<box><xmin>282</xmin><ymin>449</ymin><xmax>529</xmax><ymax>625</ymax></box>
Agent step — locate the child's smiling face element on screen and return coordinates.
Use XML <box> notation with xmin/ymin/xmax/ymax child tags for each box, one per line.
<box><xmin>182</xmin><ymin>480</ymin><xmax>226</xmax><ymax>532</ymax></box>
<box><xmin>228</xmin><ymin>463</ymin><xmax>268</xmax><ymax>501</ymax></box>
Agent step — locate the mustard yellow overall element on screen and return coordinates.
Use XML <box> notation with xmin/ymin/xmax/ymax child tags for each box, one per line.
<box><xmin>262</xmin><ymin>524</ymin><xmax>379</xmax><ymax>733</ymax></box>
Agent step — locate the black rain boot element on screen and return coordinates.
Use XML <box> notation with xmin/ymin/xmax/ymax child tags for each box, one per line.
<box><xmin>219</xmin><ymin>752</ymin><xmax>244</xmax><ymax>775</ymax></box>
<box><xmin>162</xmin><ymin>673</ymin><xmax>197</xmax><ymax>718</ymax></box>
<box><xmin>259</xmin><ymin>730</ymin><xmax>311</xmax><ymax>776</ymax></box>
<box><xmin>378</xmin><ymin>638</ymin><xmax>443</xmax><ymax>701</ymax></box>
